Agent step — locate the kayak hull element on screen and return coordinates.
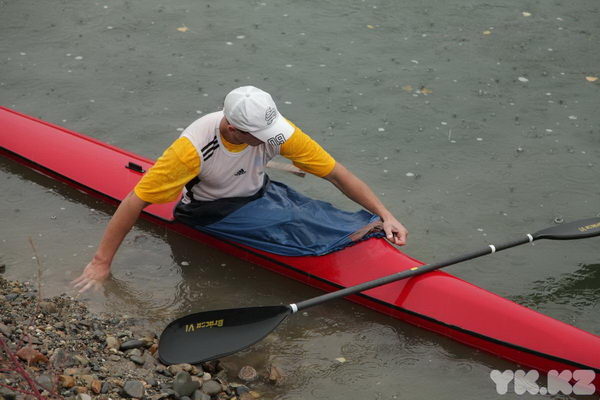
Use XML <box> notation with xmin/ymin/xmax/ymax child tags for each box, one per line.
<box><xmin>1</xmin><ymin>106</ymin><xmax>598</xmax><ymax>393</ymax></box>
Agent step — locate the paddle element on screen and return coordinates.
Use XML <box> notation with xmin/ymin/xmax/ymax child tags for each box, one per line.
<box><xmin>158</xmin><ymin>217</ymin><xmax>600</xmax><ymax>365</ymax></box>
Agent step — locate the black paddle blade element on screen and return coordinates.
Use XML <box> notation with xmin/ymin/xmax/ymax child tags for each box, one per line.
<box><xmin>158</xmin><ymin>305</ymin><xmax>291</xmax><ymax>365</ymax></box>
<box><xmin>533</xmin><ymin>217</ymin><xmax>600</xmax><ymax>240</ymax></box>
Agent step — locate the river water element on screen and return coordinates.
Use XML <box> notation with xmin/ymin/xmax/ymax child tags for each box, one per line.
<box><xmin>1</xmin><ymin>0</ymin><xmax>599</xmax><ymax>398</ymax></box>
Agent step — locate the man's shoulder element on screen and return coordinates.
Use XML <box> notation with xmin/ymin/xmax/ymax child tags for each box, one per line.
<box><xmin>182</xmin><ymin>111</ymin><xmax>222</xmax><ymax>137</ymax></box>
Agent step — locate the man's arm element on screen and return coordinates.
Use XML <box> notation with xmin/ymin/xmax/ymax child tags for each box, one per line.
<box><xmin>72</xmin><ymin>191</ymin><xmax>150</xmax><ymax>292</ymax></box>
<box><xmin>324</xmin><ymin>163</ymin><xmax>408</xmax><ymax>246</ymax></box>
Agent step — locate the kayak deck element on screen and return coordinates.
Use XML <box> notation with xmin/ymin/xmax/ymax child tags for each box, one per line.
<box><xmin>1</xmin><ymin>106</ymin><xmax>598</xmax><ymax>392</ymax></box>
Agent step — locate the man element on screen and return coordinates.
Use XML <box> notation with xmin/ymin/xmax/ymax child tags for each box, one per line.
<box><xmin>73</xmin><ymin>86</ymin><xmax>408</xmax><ymax>293</ymax></box>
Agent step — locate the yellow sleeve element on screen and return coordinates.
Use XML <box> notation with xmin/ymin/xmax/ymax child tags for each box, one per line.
<box><xmin>134</xmin><ymin>137</ymin><xmax>201</xmax><ymax>204</ymax></box>
<box><xmin>279</xmin><ymin>122</ymin><xmax>336</xmax><ymax>177</ymax></box>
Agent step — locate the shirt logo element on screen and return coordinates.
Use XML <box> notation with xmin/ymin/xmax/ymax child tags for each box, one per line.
<box><xmin>234</xmin><ymin>168</ymin><xmax>247</xmax><ymax>176</ymax></box>
<box><xmin>265</xmin><ymin>107</ymin><xmax>277</xmax><ymax>125</ymax></box>
<box><xmin>267</xmin><ymin>133</ymin><xmax>286</xmax><ymax>146</ymax></box>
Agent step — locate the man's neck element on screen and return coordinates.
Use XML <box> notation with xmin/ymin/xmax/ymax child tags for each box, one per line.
<box><xmin>219</xmin><ymin>117</ymin><xmax>244</xmax><ymax>145</ymax></box>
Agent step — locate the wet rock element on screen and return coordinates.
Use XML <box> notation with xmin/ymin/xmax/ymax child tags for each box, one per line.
<box><xmin>238</xmin><ymin>366</ymin><xmax>258</xmax><ymax>382</ymax></box>
<box><xmin>235</xmin><ymin>385</ymin><xmax>250</xmax><ymax>395</ymax></box>
<box><xmin>268</xmin><ymin>364</ymin><xmax>284</xmax><ymax>384</ymax></box>
<box><xmin>201</xmin><ymin>380</ymin><xmax>221</xmax><ymax>396</ymax></box>
<box><xmin>105</xmin><ymin>335</ymin><xmax>120</xmax><ymax>350</ymax></box>
<box><xmin>192</xmin><ymin>390</ymin><xmax>210</xmax><ymax>400</ymax></box>
<box><xmin>173</xmin><ymin>371</ymin><xmax>200</xmax><ymax>397</ymax></box>
<box><xmin>120</xmin><ymin>339</ymin><xmax>145</xmax><ymax>351</ymax></box>
<box><xmin>123</xmin><ymin>380</ymin><xmax>145</xmax><ymax>398</ymax></box>
<box><xmin>239</xmin><ymin>392</ymin><xmax>256</xmax><ymax>400</ymax></box>
<box><xmin>201</xmin><ymin>360</ymin><xmax>219</xmax><ymax>374</ymax></box>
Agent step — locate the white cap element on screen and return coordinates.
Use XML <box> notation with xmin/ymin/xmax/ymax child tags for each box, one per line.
<box><xmin>223</xmin><ymin>86</ymin><xmax>294</xmax><ymax>145</ymax></box>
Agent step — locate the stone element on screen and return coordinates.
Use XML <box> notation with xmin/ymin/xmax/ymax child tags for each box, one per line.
<box><xmin>190</xmin><ymin>365</ymin><xmax>203</xmax><ymax>375</ymax></box>
<box><xmin>201</xmin><ymin>360</ymin><xmax>219</xmax><ymax>374</ymax></box>
<box><xmin>167</xmin><ymin>364</ymin><xmax>184</xmax><ymax>376</ymax></box>
<box><xmin>39</xmin><ymin>301</ymin><xmax>58</xmax><ymax>314</ymax></box>
<box><xmin>59</xmin><ymin>375</ymin><xmax>76</xmax><ymax>389</ymax></box>
<box><xmin>75</xmin><ymin>386</ymin><xmax>88</xmax><ymax>394</ymax></box>
<box><xmin>50</xmin><ymin>348</ymin><xmax>78</xmax><ymax>368</ymax></box>
<box><xmin>91</xmin><ymin>379</ymin><xmax>102</xmax><ymax>394</ymax></box>
<box><xmin>120</xmin><ymin>339</ymin><xmax>145</xmax><ymax>351</ymax></box>
<box><xmin>239</xmin><ymin>393</ymin><xmax>255</xmax><ymax>400</ymax></box>
<box><xmin>192</xmin><ymin>390</ymin><xmax>210</xmax><ymax>400</ymax></box>
<box><xmin>130</xmin><ymin>355</ymin><xmax>145</xmax><ymax>365</ymax></box>
<box><xmin>105</xmin><ymin>335</ymin><xmax>120</xmax><ymax>350</ymax></box>
<box><xmin>145</xmin><ymin>377</ymin><xmax>158</xmax><ymax>387</ymax></box>
<box><xmin>173</xmin><ymin>371</ymin><xmax>200</xmax><ymax>397</ymax></box>
<box><xmin>74</xmin><ymin>354</ymin><xmax>90</xmax><ymax>366</ymax></box>
<box><xmin>0</xmin><ymin>322</ymin><xmax>12</xmax><ymax>337</ymax></box>
<box><xmin>100</xmin><ymin>381</ymin><xmax>111</xmax><ymax>394</ymax></box>
<box><xmin>123</xmin><ymin>380</ymin><xmax>145</xmax><ymax>398</ymax></box>
<box><xmin>126</xmin><ymin>348</ymin><xmax>142</xmax><ymax>357</ymax></box>
<box><xmin>16</xmin><ymin>346</ymin><xmax>48</xmax><ymax>364</ymax></box>
<box><xmin>201</xmin><ymin>380</ymin><xmax>221</xmax><ymax>396</ymax></box>
<box><xmin>238</xmin><ymin>366</ymin><xmax>258</xmax><ymax>382</ymax></box>
<box><xmin>268</xmin><ymin>364</ymin><xmax>283</xmax><ymax>384</ymax></box>
<box><xmin>76</xmin><ymin>394</ymin><xmax>92</xmax><ymax>400</ymax></box>
<box><xmin>36</xmin><ymin>374</ymin><xmax>54</xmax><ymax>391</ymax></box>
<box><xmin>235</xmin><ymin>385</ymin><xmax>250</xmax><ymax>395</ymax></box>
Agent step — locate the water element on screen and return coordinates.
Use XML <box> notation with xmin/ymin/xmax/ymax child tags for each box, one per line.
<box><xmin>1</xmin><ymin>0</ymin><xmax>599</xmax><ymax>398</ymax></box>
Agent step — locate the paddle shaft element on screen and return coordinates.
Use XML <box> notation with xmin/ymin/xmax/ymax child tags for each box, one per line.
<box><xmin>293</xmin><ymin>235</ymin><xmax>532</xmax><ymax>312</ymax></box>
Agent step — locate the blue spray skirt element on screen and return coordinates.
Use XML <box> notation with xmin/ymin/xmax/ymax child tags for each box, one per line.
<box><xmin>177</xmin><ymin>180</ymin><xmax>383</xmax><ymax>256</ymax></box>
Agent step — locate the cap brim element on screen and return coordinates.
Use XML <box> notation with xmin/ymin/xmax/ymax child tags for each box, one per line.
<box><xmin>250</xmin><ymin>114</ymin><xmax>295</xmax><ymax>144</ymax></box>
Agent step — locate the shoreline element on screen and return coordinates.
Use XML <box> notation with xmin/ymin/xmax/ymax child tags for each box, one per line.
<box><xmin>0</xmin><ymin>278</ymin><xmax>280</xmax><ymax>400</ymax></box>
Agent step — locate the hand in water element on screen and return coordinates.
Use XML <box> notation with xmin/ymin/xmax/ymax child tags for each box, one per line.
<box><xmin>71</xmin><ymin>258</ymin><xmax>111</xmax><ymax>293</ymax></box>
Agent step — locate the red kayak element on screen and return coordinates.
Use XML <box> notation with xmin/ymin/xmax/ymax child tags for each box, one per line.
<box><xmin>1</xmin><ymin>106</ymin><xmax>598</xmax><ymax>393</ymax></box>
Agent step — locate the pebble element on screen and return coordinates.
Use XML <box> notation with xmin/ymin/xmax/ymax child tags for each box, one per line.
<box><xmin>130</xmin><ymin>355</ymin><xmax>145</xmax><ymax>365</ymax></box>
<box><xmin>173</xmin><ymin>371</ymin><xmax>200</xmax><ymax>397</ymax></box>
<box><xmin>238</xmin><ymin>366</ymin><xmax>258</xmax><ymax>382</ymax></box>
<box><xmin>105</xmin><ymin>335</ymin><xmax>120</xmax><ymax>350</ymax></box>
<box><xmin>36</xmin><ymin>374</ymin><xmax>54</xmax><ymax>391</ymax></box>
<box><xmin>123</xmin><ymin>380</ymin><xmax>145</xmax><ymax>398</ymax></box>
<box><xmin>120</xmin><ymin>339</ymin><xmax>145</xmax><ymax>351</ymax></box>
<box><xmin>192</xmin><ymin>389</ymin><xmax>211</xmax><ymax>400</ymax></box>
<box><xmin>201</xmin><ymin>380</ymin><xmax>222</xmax><ymax>396</ymax></box>
<box><xmin>0</xmin><ymin>278</ymin><xmax>243</xmax><ymax>400</ymax></box>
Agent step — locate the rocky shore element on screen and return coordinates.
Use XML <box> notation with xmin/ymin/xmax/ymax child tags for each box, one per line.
<box><xmin>0</xmin><ymin>278</ymin><xmax>281</xmax><ymax>400</ymax></box>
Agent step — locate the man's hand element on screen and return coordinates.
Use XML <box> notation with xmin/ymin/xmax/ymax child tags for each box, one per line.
<box><xmin>72</xmin><ymin>258</ymin><xmax>111</xmax><ymax>293</ymax></box>
<box><xmin>381</xmin><ymin>215</ymin><xmax>408</xmax><ymax>246</ymax></box>
<box><xmin>324</xmin><ymin>163</ymin><xmax>409</xmax><ymax>246</ymax></box>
